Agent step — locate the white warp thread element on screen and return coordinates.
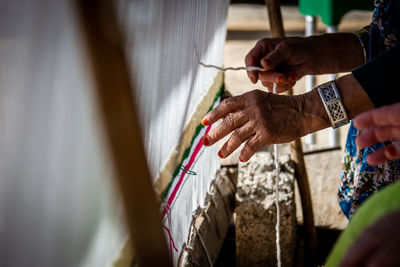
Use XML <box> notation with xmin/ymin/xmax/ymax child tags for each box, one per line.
<box><xmin>273</xmin><ymin>82</ymin><xmax>281</xmax><ymax>267</ymax></box>
<box><xmin>121</xmin><ymin>2</ymin><xmax>229</xmax><ymax>264</ymax></box>
<box><xmin>195</xmin><ymin>46</ymin><xmax>266</xmax><ymax>72</ymax></box>
<box><xmin>197</xmin><ymin>57</ymin><xmax>281</xmax><ymax>267</ymax></box>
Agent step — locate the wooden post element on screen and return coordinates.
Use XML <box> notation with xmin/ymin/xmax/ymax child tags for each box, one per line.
<box><xmin>75</xmin><ymin>0</ymin><xmax>172</xmax><ymax>266</ymax></box>
<box><xmin>265</xmin><ymin>0</ymin><xmax>318</xmax><ymax>262</ymax></box>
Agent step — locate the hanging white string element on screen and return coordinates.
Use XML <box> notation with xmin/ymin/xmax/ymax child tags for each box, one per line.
<box><xmin>196</xmin><ymin>52</ymin><xmax>281</xmax><ymax>267</ymax></box>
<box><xmin>194</xmin><ymin>46</ymin><xmax>266</xmax><ymax>72</ymax></box>
<box><xmin>273</xmin><ymin>82</ymin><xmax>281</xmax><ymax>267</ymax></box>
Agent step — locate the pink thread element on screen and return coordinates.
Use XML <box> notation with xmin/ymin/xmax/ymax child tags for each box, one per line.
<box><xmin>162</xmin><ymin>125</ymin><xmax>212</xmax><ymax>218</ymax></box>
<box><xmin>162</xmin><ymin>224</ymin><xmax>178</xmax><ymax>256</ymax></box>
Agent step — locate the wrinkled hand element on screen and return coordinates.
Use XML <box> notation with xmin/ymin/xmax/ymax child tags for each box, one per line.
<box><xmin>245</xmin><ymin>34</ymin><xmax>365</xmax><ymax>93</ymax></box>
<box><xmin>354</xmin><ymin>103</ymin><xmax>400</xmax><ymax>165</ymax></box>
<box><xmin>201</xmin><ymin>90</ymin><xmax>307</xmax><ymax>162</ymax></box>
<box><xmin>340</xmin><ymin>210</ymin><xmax>400</xmax><ymax>267</ymax></box>
<box><xmin>245</xmin><ymin>37</ymin><xmax>314</xmax><ymax>93</ymax></box>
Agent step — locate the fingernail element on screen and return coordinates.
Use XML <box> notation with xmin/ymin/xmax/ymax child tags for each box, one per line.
<box><xmin>218</xmin><ymin>151</ymin><xmax>224</xmax><ymax>158</ymax></box>
<box><xmin>202</xmin><ymin>136</ymin><xmax>210</xmax><ymax>146</ymax></box>
<box><xmin>250</xmin><ymin>75</ymin><xmax>256</xmax><ymax>83</ymax></box>
<box><xmin>289</xmin><ymin>74</ymin><xmax>296</xmax><ymax>81</ymax></box>
<box><xmin>239</xmin><ymin>156</ymin><xmax>244</xmax><ymax>162</ymax></box>
<box><xmin>277</xmin><ymin>76</ymin><xmax>285</xmax><ymax>83</ymax></box>
<box><xmin>290</xmin><ymin>81</ymin><xmax>296</xmax><ymax>87</ymax></box>
<box><xmin>201</xmin><ymin>118</ymin><xmax>208</xmax><ymax>126</ymax></box>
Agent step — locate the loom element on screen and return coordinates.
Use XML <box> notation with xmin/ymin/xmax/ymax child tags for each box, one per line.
<box><xmin>0</xmin><ymin>0</ymin><xmax>229</xmax><ymax>265</ymax></box>
<box><xmin>0</xmin><ymin>0</ymin><xmax>316</xmax><ymax>266</ymax></box>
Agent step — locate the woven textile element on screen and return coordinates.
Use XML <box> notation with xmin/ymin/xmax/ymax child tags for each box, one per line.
<box><xmin>0</xmin><ymin>0</ymin><xmax>229</xmax><ymax>266</ymax></box>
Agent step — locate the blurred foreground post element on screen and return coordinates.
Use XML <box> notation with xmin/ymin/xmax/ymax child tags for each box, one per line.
<box><xmin>75</xmin><ymin>0</ymin><xmax>172</xmax><ymax>266</ymax></box>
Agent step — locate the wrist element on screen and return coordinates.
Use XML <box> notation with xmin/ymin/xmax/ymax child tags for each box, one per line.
<box><xmin>296</xmin><ymin>90</ymin><xmax>331</xmax><ymax>135</ymax></box>
<box><xmin>298</xmin><ymin>74</ymin><xmax>374</xmax><ymax>135</ymax></box>
<box><xmin>306</xmin><ymin>33</ymin><xmax>366</xmax><ymax>74</ymax></box>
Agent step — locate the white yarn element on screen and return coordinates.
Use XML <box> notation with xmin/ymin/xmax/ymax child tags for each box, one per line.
<box><xmin>273</xmin><ymin>82</ymin><xmax>281</xmax><ymax>267</ymax></box>
<box><xmin>0</xmin><ymin>0</ymin><xmax>230</xmax><ymax>266</ymax></box>
<box><xmin>122</xmin><ymin>1</ymin><xmax>230</xmax><ymax>265</ymax></box>
<box><xmin>198</xmin><ymin>56</ymin><xmax>282</xmax><ymax>267</ymax></box>
<box><xmin>195</xmin><ymin>46</ymin><xmax>266</xmax><ymax>72</ymax></box>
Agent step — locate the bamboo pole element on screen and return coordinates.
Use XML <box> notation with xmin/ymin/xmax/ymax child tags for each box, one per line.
<box><xmin>265</xmin><ymin>0</ymin><xmax>317</xmax><ymax>263</ymax></box>
<box><xmin>75</xmin><ymin>0</ymin><xmax>172</xmax><ymax>266</ymax></box>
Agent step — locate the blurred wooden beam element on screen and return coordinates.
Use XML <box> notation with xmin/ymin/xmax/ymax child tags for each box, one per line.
<box><xmin>265</xmin><ymin>0</ymin><xmax>285</xmax><ymax>37</ymax></box>
<box><xmin>265</xmin><ymin>0</ymin><xmax>318</xmax><ymax>264</ymax></box>
<box><xmin>75</xmin><ymin>0</ymin><xmax>172</xmax><ymax>266</ymax></box>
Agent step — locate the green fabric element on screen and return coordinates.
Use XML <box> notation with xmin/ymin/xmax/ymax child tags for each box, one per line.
<box><xmin>299</xmin><ymin>0</ymin><xmax>374</xmax><ymax>26</ymax></box>
<box><xmin>325</xmin><ymin>181</ymin><xmax>400</xmax><ymax>266</ymax></box>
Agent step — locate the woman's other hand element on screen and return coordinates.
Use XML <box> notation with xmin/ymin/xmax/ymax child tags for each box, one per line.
<box><xmin>354</xmin><ymin>102</ymin><xmax>400</xmax><ymax>165</ymax></box>
<box><xmin>245</xmin><ymin>37</ymin><xmax>312</xmax><ymax>93</ymax></box>
<box><xmin>245</xmin><ymin>34</ymin><xmax>366</xmax><ymax>93</ymax></box>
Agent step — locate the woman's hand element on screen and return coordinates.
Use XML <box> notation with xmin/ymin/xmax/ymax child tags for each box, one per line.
<box><xmin>354</xmin><ymin>103</ymin><xmax>400</xmax><ymax>165</ymax></box>
<box><xmin>245</xmin><ymin>34</ymin><xmax>365</xmax><ymax>93</ymax></box>
<box><xmin>245</xmin><ymin>37</ymin><xmax>312</xmax><ymax>93</ymax></box>
<box><xmin>340</xmin><ymin>210</ymin><xmax>400</xmax><ymax>267</ymax></box>
<box><xmin>201</xmin><ymin>90</ymin><xmax>311</xmax><ymax>162</ymax></box>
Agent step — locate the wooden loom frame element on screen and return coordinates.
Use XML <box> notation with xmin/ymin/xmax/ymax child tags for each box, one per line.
<box><xmin>75</xmin><ymin>0</ymin><xmax>172</xmax><ymax>266</ymax></box>
<box><xmin>75</xmin><ymin>0</ymin><xmax>232</xmax><ymax>266</ymax></box>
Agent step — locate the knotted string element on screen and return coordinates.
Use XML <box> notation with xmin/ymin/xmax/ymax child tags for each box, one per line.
<box><xmin>179</xmin><ymin>164</ymin><xmax>197</xmax><ymax>175</ymax></box>
<box><xmin>195</xmin><ymin>46</ymin><xmax>267</xmax><ymax>72</ymax></box>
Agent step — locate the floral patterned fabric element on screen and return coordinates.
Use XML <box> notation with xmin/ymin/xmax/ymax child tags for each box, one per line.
<box><xmin>338</xmin><ymin>0</ymin><xmax>400</xmax><ymax>219</ymax></box>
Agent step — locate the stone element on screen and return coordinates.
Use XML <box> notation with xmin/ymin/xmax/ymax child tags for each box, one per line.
<box><xmin>179</xmin><ymin>167</ymin><xmax>237</xmax><ymax>266</ymax></box>
<box><xmin>235</xmin><ymin>151</ymin><xmax>296</xmax><ymax>267</ymax></box>
<box><xmin>297</xmin><ymin>149</ymin><xmax>348</xmax><ymax>229</ymax></box>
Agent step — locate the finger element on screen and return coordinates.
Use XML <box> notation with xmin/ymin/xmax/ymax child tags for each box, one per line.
<box><xmin>201</xmin><ymin>96</ymin><xmax>245</xmax><ymax>126</ymax></box>
<box><xmin>261</xmin><ymin>81</ymin><xmax>273</xmax><ymax>92</ymax></box>
<box><xmin>203</xmin><ymin>111</ymin><xmax>248</xmax><ymax>147</ymax></box>
<box><xmin>245</xmin><ymin>41</ymin><xmax>267</xmax><ymax>83</ymax></box>
<box><xmin>356</xmin><ymin>126</ymin><xmax>400</xmax><ymax>149</ymax></box>
<box><xmin>354</xmin><ymin>103</ymin><xmax>400</xmax><ymax>129</ymax></box>
<box><xmin>261</xmin><ymin>81</ymin><xmax>294</xmax><ymax>94</ymax></box>
<box><xmin>245</xmin><ymin>55</ymin><xmax>260</xmax><ymax>84</ymax></box>
<box><xmin>260</xmin><ymin>43</ymin><xmax>288</xmax><ymax>71</ymax></box>
<box><xmin>218</xmin><ymin>123</ymin><xmax>255</xmax><ymax>158</ymax></box>
<box><xmin>239</xmin><ymin>134</ymin><xmax>264</xmax><ymax>162</ymax></box>
<box><xmin>258</xmin><ymin>71</ymin><xmax>287</xmax><ymax>84</ymax></box>
<box><xmin>366</xmin><ymin>143</ymin><xmax>400</xmax><ymax>165</ymax></box>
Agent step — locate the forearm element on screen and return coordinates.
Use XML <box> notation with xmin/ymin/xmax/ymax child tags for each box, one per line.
<box><xmin>306</xmin><ymin>33</ymin><xmax>366</xmax><ymax>75</ymax></box>
<box><xmin>299</xmin><ymin>74</ymin><xmax>374</xmax><ymax>135</ymax></box>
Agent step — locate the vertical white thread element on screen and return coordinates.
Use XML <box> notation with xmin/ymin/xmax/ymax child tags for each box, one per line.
<box><xmin>273</xmin><ymin>82</ymin><xmax>281</xmax><ymax>267</ymax></box>
<box><xmin>196</xmin><ymin>60</ymin><xmax>281</xmax><ymax>266</ymax></box>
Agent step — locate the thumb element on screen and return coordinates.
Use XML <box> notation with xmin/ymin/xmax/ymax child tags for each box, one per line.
<box><xmin>260</xmin><ymin>43</ymin><xmax>288</xmax><ymax>71</ymax></box>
